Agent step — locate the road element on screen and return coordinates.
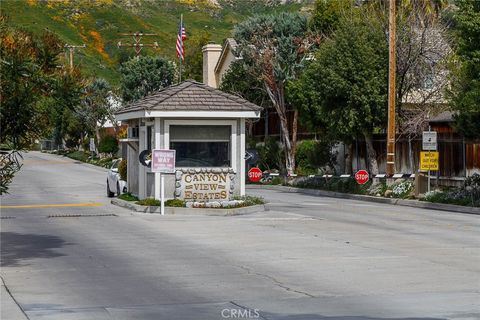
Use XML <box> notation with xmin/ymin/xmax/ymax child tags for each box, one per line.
<box><xmin>1</xmin><ymin>151</ymin><xmax>479</xmax><ymax>320</ymax></box>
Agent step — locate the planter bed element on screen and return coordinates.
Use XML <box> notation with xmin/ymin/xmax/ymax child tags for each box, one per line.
<box><xmin>111</xmin><ymin>198</ymin><xmax>266</xmax><ymax>216</ymax></box>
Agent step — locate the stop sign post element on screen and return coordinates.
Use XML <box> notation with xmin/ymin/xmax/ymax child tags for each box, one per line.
<box><xmin>355</xmin><ymin>170</ymin><xmax>369</xmax><ymax>185</ymax></box>
<box><xmin>248</xmin><ymin>167</ymin><xmax>263</xmax><ymax>183</ymax></box>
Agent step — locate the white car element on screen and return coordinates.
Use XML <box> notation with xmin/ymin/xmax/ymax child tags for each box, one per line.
<box><xmin>107</xmin><ymin>159</ymin><xmax>127</xmax><ymax>197</ymax></box>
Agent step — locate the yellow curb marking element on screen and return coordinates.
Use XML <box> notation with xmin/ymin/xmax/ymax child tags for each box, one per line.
<box><xmin>0</xmin><ymin>203</ymin><xmax>103</xmax><ymax>209</ymax></box>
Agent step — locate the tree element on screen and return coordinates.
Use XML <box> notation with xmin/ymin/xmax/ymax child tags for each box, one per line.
<box><xmin>79</xmin><ymin>78</ymin><xmax>112</xmax><ymax>143</ymax></box>
<box><xmin>234</xmin><ymin>12</ymin><xmax>312</xmax><ymax>175</ymax></box>
<box><xmin>0</xmin><ymin>16</ymin><xmax>78</xmax><ymax>192</ymax></box>
<box><xmin>0</xmin><ymin>21</ymin><xmax>49</xmax><ymax>148</ymax></box>
<box><xmin>120</xmin><ymin>56</ymin><xmax>176</xmax><ymax>103</ymax></box>
<box><xmin>183</xmin><ymin>31</ymin><xmax>210</xmax><ymax>82</ymax></box>
<box><xmin>309</xmin><ymin>0</ymin><xmax>354</xmax><ymax>37</ymax></box>
<box><xmin>219</xmin><ymin>60</ymin><xmax>271</xmax><ymax>137</ymax></box>
<box><xmin>51</xmin><ymin>70</ymin><xmax>85</xmax><ymax>147</ymax></box>
<box><xmin>449</xmin><ymin>0</ymin><xmax>480</xmax><ymax>139</ymax></box>
<box><xmin>290</xmin><ymin>7</ymin><xmax>388</xmax><ymax>175</ymax></box>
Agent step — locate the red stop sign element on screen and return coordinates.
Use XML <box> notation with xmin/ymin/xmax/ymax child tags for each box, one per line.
<box><xmin>355</xmin><ymin>170</ymin><xmax>369</xmax><ymax>185</ymax></box>
<box><xmin>248</xmin><ymin>167</ymin><xmax>263</xmax><ymax>182</ymax></box>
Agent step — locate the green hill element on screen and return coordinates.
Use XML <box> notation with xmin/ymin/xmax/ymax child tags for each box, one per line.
<box><xmin>2</xmin><ymin>0</ymin><xmax>304</xmax><ymax>85</ymax></box>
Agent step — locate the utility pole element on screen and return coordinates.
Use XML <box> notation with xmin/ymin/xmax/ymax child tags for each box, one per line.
<box><xmin>64</xmin><ymin>44</ymin><xmax>85</xmax><ymax>72</ymax></box>
<box><xmin>117</xmin><ymin>32</ymin><xmax>158</xmax><ymax>56</ymax></box>
<box><xmin>386</xmin><ymin>0</ymin><xmax>396</xmax><ymax>176</ymax></box>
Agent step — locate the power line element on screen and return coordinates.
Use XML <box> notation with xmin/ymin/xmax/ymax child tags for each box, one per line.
<box><xmin>64</xmin><ymin>44</ymin><xmax>86</xmax><ymax>72</ymax></box>
<box><xmin>117</xmin><ymin>32</ymin><xmax>158</xmax><ymax>56</ymax></box>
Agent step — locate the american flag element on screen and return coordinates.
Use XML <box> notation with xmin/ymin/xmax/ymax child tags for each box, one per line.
<box><xmin>176</xmin><ymin>18</ymin><xmax>186</xmax><ymax>60</ymax></box>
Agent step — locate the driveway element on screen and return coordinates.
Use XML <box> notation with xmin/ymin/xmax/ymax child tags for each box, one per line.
<box><xmin>1</xmin><ymin>151</ymin><xmax>479</xmax><ymax>320</ymax></box>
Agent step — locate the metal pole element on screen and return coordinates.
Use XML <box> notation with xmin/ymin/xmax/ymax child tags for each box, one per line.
<box><xmin>179</xmin><ymin>14</ymin><xmax>183</xmax><ymax>83</ymax></box>
<box><xmin>428</xmin><ymin>125</ymin><xmax>432</xmax><ymax>193</ymax></box>
<box><xmin>463</xmin><ymin>137</ymin><xmax>467</xmax><ymax>177</ymax></box>
<box><xmin>386</xmin><ymin>0</ymin><xmax>396</xmax><ymax>176</ymax></box>
<box><xmin>161</xmin><ymin>174</ymin><xmax>165</xmax><ymax>215</ymax></box>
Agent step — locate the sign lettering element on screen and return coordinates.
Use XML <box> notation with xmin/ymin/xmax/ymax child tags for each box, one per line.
<box><xmin>420</xmin><ymin>151</ymin><xmax>439</xmax><ymax>171</ymax></box>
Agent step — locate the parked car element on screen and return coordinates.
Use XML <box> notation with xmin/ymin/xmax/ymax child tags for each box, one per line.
<box><xmin>107</xmin><ymin>159</ymin><xmax>127</xmax><ymax>197</ymax></box>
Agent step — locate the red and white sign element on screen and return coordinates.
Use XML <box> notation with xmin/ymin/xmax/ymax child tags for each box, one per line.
<box><xmin>355</xmin><ymin>170</ymin><xmax>369</xmax><ymax>185</ymax></box>
<box><xmin>151</xmin><ymin>149</ymin><xmax>176</xmax><ymax>173</ymax></box>
<box><xmin>248</xmin><ymin>167</ymin><xmax>263</xmax><ymax>183</ymax></box>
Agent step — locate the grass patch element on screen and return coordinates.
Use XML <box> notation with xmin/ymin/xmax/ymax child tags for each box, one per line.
<box><xmin>136</xmin><ymin>198</ymin><xmax>161</xmax><ymax>206</ymax></box>
<box><xmin>165</xmin><ymin>199</ymin><xmax>185</xmax><ymax>207</ymax></box>
<box><xmin>233</xmin><ymin>195</ymin><xmax>266</xmax><ymax>206</ymax></box>
<box><xmin>118</xmin><ymin>192</ymin><xmax>138</xmax><ymax>202</ymax></box>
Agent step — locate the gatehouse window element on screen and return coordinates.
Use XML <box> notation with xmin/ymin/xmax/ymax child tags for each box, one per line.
<box><xmin>170</xmin><ymin>125</ymin><xmax>231</xmax><ymax>167</ymax></box>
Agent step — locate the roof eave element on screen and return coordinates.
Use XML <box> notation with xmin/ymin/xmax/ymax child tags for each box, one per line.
<box><xmin>115</xmin><ymin>110</ymin><xmax>261</xmax><ymax>121</ymax></box>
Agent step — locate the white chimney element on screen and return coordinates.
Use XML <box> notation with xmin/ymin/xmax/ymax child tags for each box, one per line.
<box><xmin>202</xmin><ymin>44</ymin><xmax>222</xmax><ymax>88</ymax></box>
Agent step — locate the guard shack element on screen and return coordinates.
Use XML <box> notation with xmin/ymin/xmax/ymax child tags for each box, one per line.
<box><xmin>115</xmin><ymin>80</ymin><xmax>262</xmax><ymax>201</ymax></box>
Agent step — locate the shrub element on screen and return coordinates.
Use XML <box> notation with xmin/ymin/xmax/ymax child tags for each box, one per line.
<box><xmin>295</xmin><ymin>176</ymin><xmax>370</xmax><ymax>194</ymax></box>
<box><xmin>257</xmin><ymin>137</ymin><xmax>284</xmax><ymax>172</ymax></box>
<box><xmin>136</xmin><ymin>198</ymin><xmax>161</xmax><ymax>206</ymax></box>
<box><xmin>98</xmin><ymin>135</ymin><xmax>118</xmax><ymax>155</ymax></box>
<box><xmin>233</xmin><ymin>195</ymin><xmax>266</xmax><ymax>206</ymax></box>
<box><xmin>165</xmin><ymin>199</ymin><xmax>185</xmax><ymax>207</ymax></box>
<box><xmin>118</xmin><ymin>159</ymin><xmax>127</xmax><ymax>181</ymax></box>
<box><xmin>295</xmin><ymin>140</ymin><xmax>336</xmax><ymax>176</ymax></box>
<box><xmin>423</xmin><ymin>174</ymin><xmax>480</xmax><ymax>207</ymax></box>
<box><xmin>392</xmin><ymin>180</ymin><xmax>414</xmax><ymax>198</ymax></box>
<box><xmin>118</xmin><ymin>192</ymin><xmax>139</xmax><ymax>201</ymax></box>
<box><xmin>67</xmin><ymin>151</ymin><xmax>88</xmax><ymax>162</ymax></box>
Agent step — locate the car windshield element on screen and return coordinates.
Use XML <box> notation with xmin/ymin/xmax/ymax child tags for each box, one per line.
<box><xmin>111</xmin><ymin>160</ymin><xmax>119</xmax><ymax>170</ymax></box>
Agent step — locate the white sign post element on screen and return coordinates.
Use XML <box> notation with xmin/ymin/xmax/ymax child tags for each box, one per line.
<box><xmin>422</xmin><ymin>130</ymin><xmax>437</xmax><ymax>193</ymax></box>
<box><xmin>151</xmin><ymin>149</ymin><xmax>176</xmax><ymax>215</ymax></box>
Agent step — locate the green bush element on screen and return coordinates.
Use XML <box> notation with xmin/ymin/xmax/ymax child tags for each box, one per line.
<box><xmin>118</xmin><ymin>192</ymin><xmax>139</xmax><ymax>201</ymax></box>
<box><xmin>295</xmin><ymin>176</ymin><xmax>370</xmax><ymax>194</ymax></box>
<box><xmin>98</xmin><ymin>135</ymin><xmax>118</xmax><ymax>155</ymax></box>
<box><xmin>66</xmin><ymin>151</ymin><xmax>88</xmax><ymax>162</ymax></box>
<box><xmin>295</xmin><ymin>140</ymin><xmax>336</xmax><ymax>176</ymax></box>
<box><xmin>118</xmin><ymin>159</ymin><xmax>127</xmax><ymax>181</ymax></box>
<box><xmin>257</xmin><ymin>137</ymin><xmax>284</xmax><ymax>172</ymax></box>
<box><xmin>391</xmin><ymin>180</ymin><xmax>414</xmax><ymax>199</ymax></box>
<box><xmin>233</xmin><ymin>195</ymin><xmax>266</xmax><ymax>206</ymax></box>
<box><xmin>136</xmin><ymin>198</ymin><xmax>186</xmax><ymax>207</ymax></box>
<box><xmin>136</xmin><ymin>198</ymin><xmax>161</xmax><ymax>206</ymax></box>
<box><xmin>423</xmin><ymin>173</ymin><xmax>480</xmax><ymax>207</ymax></box>
<box><xmin>165</xmin><ymin>199</ymin><xmax>185</xmax><ymax>207</ymax></box>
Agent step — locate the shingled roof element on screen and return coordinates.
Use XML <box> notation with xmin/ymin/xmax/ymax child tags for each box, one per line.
<box><xmin>116</xmin><ymin>80</ymin><xmax>262</xmax><ymax>115</ymax></box>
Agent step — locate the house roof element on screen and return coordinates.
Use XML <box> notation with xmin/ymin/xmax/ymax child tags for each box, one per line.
<box><xmin>214</xmin><ymin>38</ymin><xmax>238</xmax><ymax>74</ymax></box>
<box><xmin>115</xmin><ymin>80</ymin><xmax>262</xmax><ymax>120</ymax></box>
<box><xmin>429</xmin><ymin>111</ymin><xmax>454</xmax><ymax>123</ymax></box>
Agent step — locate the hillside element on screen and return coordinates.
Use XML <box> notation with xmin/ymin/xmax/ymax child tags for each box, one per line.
<box><xmin>2</xmin><ymin>0</ymin><xmax>305</xmax><ymax>85</ymax></box>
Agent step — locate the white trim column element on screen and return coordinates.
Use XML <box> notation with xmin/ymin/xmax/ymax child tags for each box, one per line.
<box><xmin>240</xmin><ymin>118</ymin><xmax>246</xmax><ymax>196</ymax></box>
<box><xmin>154</xmin><ymin>118</ymin><xmax>161</xmax><ymax>200</ymax></box>
<box><xmin>138</xmin><ymin>124</ymin><xmax>146</xmax><ymax>199</ymax></box>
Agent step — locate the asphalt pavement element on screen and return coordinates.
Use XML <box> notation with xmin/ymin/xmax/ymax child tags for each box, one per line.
<box><xmin>1</xmin><ymin>151</ymin><xmax>479</xmax><ymax>320</ymax></box>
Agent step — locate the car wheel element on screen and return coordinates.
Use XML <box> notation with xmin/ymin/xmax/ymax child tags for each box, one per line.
<box><xmin>117</xmin><ymin>182</ymin><xmax>121</xmax><ymax>196</ymax></box>
<box><xmin>107</xmin><ymin>180</ymin><xmax>114</xmax><ymax>198</ymax></box>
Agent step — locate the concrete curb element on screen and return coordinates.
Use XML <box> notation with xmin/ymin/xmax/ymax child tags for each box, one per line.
<box><xmin>111</xmin><ymin>198</ymin><xmax>267</xmax><ymax>216</ymax></box>
<box><xmin>248</xmin><ymin>184</ymin><xmax>480</xmax><ymax>215</ymax></box>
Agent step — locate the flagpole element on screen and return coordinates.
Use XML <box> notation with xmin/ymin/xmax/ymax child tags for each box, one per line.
<box><xmin>179</xmin><ymin>14</ymin><xmax>183</xmax><ymax>84</ymax></box>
